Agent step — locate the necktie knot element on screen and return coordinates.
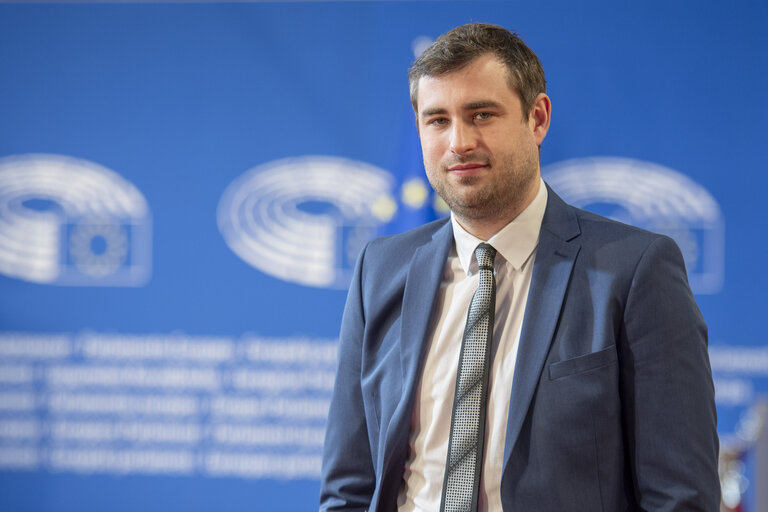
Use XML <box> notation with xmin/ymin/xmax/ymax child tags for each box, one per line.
<box><xmin>475</xmin><ymin>243</ymin><xmax>496</xmax><ymax>272</ymax></box>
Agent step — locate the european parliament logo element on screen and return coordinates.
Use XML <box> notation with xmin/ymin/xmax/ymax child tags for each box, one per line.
<box><xmin>543</xmin><ymin>157</ymin><xmax>724</xmax><ymax>294</ymax></box>
<box><xmin>217</xmin><ymin>156</ymin><xmax>397</xmax><ymax>289</ymax></box>
<box><xmin>0</xmin><ymin>154</ymin><xmax>152</xmax><ymax>286</ymax></box>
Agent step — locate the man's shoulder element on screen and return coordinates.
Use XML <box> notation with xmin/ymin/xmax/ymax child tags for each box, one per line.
<box><xmin>574</xmin><ymin>207</ymin><xmax>658</xmax><ymax>240</ymax></box>
<box><xmin>545</xmin><ymin>188</ymin><xmax>681</xmax><ymax>261</ymax></box>
<box><xmin>544</xmin><ymin>185</ymin><xmax>664</xmax><ymax>242</ymax></box>
<box><xmin>366</xmin><ymin>217</ymin><xmax>450</xmax><ymax>256</ymax></box>
<box><xmin>563</xmin><ymin>200</ymin><xmax>681</xmax><ymax>261</ymax></box>
<box><xmin>350</xmin><ymin>217</ymin><xmax>450</xmax><ymax>296</ymax></box>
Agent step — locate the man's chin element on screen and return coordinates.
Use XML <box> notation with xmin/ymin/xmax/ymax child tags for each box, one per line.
<box><xmin>445</xmin><ymin>196</ymin><xmax>494</xmax><ymax>220</ymax></box>
<box><xmin>452</xmin><ymin>173</ymin><xmax>485</xmax><ymax>186</ymax></box>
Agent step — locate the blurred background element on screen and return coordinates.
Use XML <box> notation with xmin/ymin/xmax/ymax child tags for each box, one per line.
<box><xmin>0</xmin><ymin>1</ymin><xmax>766</xmax><ymax>510</ymax></box>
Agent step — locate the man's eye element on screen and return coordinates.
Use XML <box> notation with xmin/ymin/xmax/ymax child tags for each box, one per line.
<box><xmin>428</xmin><ymin>118</ymin><xmax>448</xmax><ymax>126</ymax></box>
<box><xmin>474</xmin><ymin>112</ymin><xmax>493</xmax><ymax>120</ymax></box>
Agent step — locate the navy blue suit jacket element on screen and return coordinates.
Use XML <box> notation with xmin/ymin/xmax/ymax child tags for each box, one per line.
<box><xmin>320</xmin><ymin>186</ymin><xmax>719</xmax><ymax>511</ymax></box>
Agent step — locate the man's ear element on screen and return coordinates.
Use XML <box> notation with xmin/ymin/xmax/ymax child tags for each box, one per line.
<box><xmin>529</xmin><ymin>93</ymin><xmax>551</xmax><ymax>145</ymax></box>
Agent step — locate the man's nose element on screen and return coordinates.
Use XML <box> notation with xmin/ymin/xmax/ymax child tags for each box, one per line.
<box><xmin>449</xmin><ymin>121</ymin><xmax>478</xmax><ymax>154</ymax></box>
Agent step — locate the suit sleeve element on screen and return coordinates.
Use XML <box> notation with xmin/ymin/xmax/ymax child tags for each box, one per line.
<box><xmin>319</xmin><ymin>244</ymin><xmax>375</xmax><ymax>511</ymax></box>
<box><xmin>620</xmin><ymin>235</ymin><xmax>720</xmax><ymax>511</ymax></box>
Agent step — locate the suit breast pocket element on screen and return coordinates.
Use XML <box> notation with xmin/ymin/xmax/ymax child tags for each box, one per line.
<box><xmin>548</xmin><ymin>346</ymin><xmax>617</xmax><ymax>380</ymax></box>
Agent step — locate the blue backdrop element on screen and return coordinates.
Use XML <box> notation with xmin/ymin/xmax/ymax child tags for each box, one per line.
<box><xmin>0</xmin><ymin>2</ymin><xmax>766</xmax><ymax>510</ymax></box>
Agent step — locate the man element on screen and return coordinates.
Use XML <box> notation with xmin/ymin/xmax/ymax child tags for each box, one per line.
<box><xmin>320</xmin><ymin>23</ymin><xmax>719</xmax><ymax>511</ymax></box>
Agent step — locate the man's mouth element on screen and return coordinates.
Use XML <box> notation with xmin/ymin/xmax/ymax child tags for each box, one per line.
<box><xmin>447</xmin><ymin>162</ymin><xmax>489</xmax><ymax>176</ymax></box>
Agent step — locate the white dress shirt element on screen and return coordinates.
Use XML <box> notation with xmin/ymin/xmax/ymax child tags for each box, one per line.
<box><xmin>397</xmin><ymin>180</ymin><xmax>548</xmax><ymax>511</ymax></box>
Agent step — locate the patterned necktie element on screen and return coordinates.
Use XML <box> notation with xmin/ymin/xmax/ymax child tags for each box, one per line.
<box><xmin>440</xmin><ymin>243</ymin><xmax>497</xmax><ymax>512</ymax></box>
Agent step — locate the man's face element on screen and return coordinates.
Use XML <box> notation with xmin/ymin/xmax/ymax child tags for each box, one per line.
<box><xmin>416</xmin><ymin>54</ymin><xmax>548</xmax><ymax>228</ymax></box>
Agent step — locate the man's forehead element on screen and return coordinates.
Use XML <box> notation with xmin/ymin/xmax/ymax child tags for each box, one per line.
<box><xmin>415</xmin><ymin>55</ymin><xmax>517</xmax><ymax>107</ymax></box>
<box><xmin>419</xmin><ymin>55</ymin><xmax>507</xmax><ymax>83</ymax></box>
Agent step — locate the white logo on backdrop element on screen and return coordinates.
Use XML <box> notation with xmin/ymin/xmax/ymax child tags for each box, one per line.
<box><xmin>543</xmin><ymin>157</ymin><xmax>724</xmax><ymax>294</ymax></box>
<box><xmin>217</xmin><ymin>156</ymin><xmax>396</xmax><ymax>289</ymax></box>
<box><xmin>0</xmin><ymin>154</ymin><xmax>152</xmax><ymax>286</ymax></box>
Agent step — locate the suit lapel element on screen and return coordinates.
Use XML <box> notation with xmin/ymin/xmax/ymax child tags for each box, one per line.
<box><xmin>379</xmin><ymin>220</ymin><xmax>453</xmax><ymax>487</ymax></box>
<box><xmin>503</xmin><ymin>187</ymin><xmax>581</xmax><ymax>465</ymax></box>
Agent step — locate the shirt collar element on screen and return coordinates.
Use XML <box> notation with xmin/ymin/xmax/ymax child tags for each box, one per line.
<box><xmin>451</xmin><ymin>178</ymin><xmax>548</xmax><ymax>275</ymax></box>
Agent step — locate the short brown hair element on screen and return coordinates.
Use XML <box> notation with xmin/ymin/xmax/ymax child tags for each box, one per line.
<box><xmin>408</xmin><ymin>23</ymin><xmax>546</xmax><ymax>118</ymax></box>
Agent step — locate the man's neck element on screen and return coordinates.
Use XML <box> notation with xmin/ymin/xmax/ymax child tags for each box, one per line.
<box><xmin>453</xmin><ymin>180</ymin><xmax>542</xmax><ymax>241</ymax></box>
